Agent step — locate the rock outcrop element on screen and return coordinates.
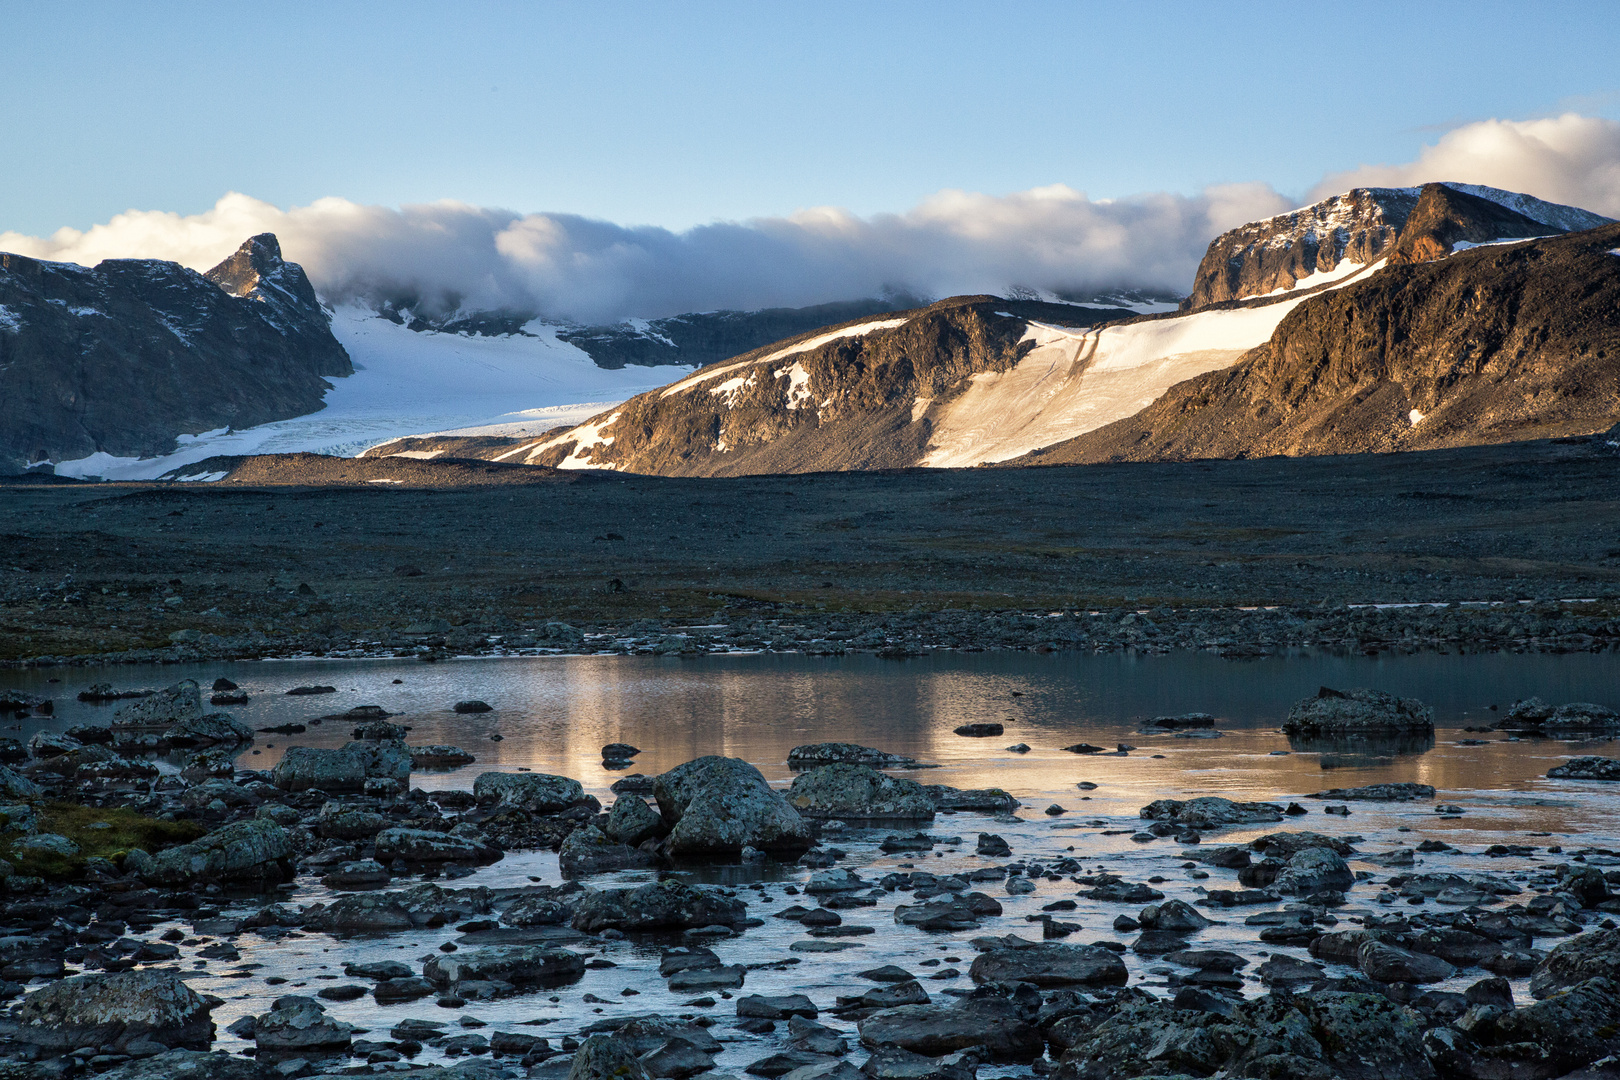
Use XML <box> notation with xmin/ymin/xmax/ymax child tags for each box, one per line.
<box><xmin>1029</xmin><ymin>222</ymin><xmax>1620</xmax><ymax>465</ymax></box>
<box><xmin>0</xmin><ymin>233</ymin><xmax>351</xmax><ymax>473</ymax></box>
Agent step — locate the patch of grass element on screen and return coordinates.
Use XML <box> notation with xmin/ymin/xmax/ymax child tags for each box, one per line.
<box><xmin>1</xmin><ymin>803</ymin><xmax>204</xmax><ymax>879</ymax></box>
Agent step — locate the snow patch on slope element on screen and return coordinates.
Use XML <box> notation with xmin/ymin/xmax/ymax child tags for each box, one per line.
<box><xmin>52</xmin><ymin>306</ymin><xmax>673</xmax><ymax>480</ymax></box>
<box><xmin>921</xmin><ymin>289</ymin><xmax>1341</xmax><ymax>469</ymax></box>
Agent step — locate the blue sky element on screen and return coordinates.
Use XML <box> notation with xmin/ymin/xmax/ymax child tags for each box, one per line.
<box><xmin>4</xmin><ymin>0</ymin><xmax>1618</xmax><ymax>237</ymax></box>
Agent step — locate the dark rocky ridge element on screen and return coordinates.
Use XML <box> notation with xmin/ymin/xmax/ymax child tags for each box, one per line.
<box><xmin>1023</xmin><ymin>223</ymin><xmax>1620</xmax><ymax>465</ymax></box>
<box><xmin>0</xmin><ymin>233</ymin><xmax>350</xmax><ymax>474</ymax></box>
<box><xmin>526</xmin><ymin>297</ymin><xmax>1128</xmax><ymax>476</ymax></box>
<box><xmin>1182</xmin><ymin>183</ymin><xmax>1610</xmax><ymax>311</ymax></box>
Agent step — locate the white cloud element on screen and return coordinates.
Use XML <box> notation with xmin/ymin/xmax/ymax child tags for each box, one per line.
<box><xmin>4</xmin><ymin>113</ymin><xmax>1616</xmax><ymax>324</ymax></box>
<box><xmin>0</xmin><ymin>186</ymin><xmax>1288</xmax><ymax>324</ymax></box>
<box><xmin>1310</xmin><ymin>113</ymin><xmax>1620</xmax><ymax>217</ymax></box>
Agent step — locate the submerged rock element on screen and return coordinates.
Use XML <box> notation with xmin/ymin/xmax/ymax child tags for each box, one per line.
<box><xmin>0</xmin><ymin>969</ymin><xmax>214</xmax><ymax>1055</ymax></box>
<box><xmin>1283</xmin><ymin>686</ymin><xmax>1434</xmax><ymax>735</ymax></box>
<box><xmin>1308</xmin><ymin>782</ymin><xmax>1436</xmax><ymax>801</ymax></box>
<box><xmin>788</xmin><ymin>743</ymin><xmax>924</xmax><ymax>769</ymax></box>
<box><xmin>788</xmin><ymin>764</ymin><xmax>936</xmax><ymax>822</ymax></box>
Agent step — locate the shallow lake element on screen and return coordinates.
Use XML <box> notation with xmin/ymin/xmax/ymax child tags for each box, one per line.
<box><xmin>5</xmin><ymin>649</ymin><xmax>1620</xmax><ymax>1071</ymax></box>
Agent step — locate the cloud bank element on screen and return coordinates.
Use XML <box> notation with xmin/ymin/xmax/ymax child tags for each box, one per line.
<box><xmin>4</xmin><ymin>114</ymin><xmax>1618</xmax><ymax>324</ymax></box>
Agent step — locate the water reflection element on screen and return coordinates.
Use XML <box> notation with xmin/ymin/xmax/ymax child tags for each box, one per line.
<box><xmin>1287</xmin><ymin>731</ymin><xmax>1438</xmax><ymax>768</ymax></box>
<box><xmin>3</xmin><ymin>649</ymin><xmax>1619</xmax><ymax>837</ymax></box>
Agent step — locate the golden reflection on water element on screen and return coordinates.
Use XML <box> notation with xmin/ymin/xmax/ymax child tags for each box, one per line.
<box><xmin>8</xmin><ymin>650</ymin><xmax>1620</xmax><ymax>837</ymax></box>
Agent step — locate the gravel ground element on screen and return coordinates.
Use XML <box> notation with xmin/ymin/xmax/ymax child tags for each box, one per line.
<box><xmin>3</xmin><ymin>434</ymin><xmax>1620</xmax><ymax>666</ymax></box>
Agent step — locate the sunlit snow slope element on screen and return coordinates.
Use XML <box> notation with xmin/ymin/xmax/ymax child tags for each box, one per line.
<box><xmin>920</xmin><ymin>265</ymin><xmax>1382</xmax><ymax>468</ymax></box>
<box><xmin>53</xmin><ymin>307</ymin><xmax>677</xmax><ymax>479</ymax></box>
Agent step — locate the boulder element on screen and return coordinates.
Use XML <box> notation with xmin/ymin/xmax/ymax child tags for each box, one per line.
<box><xmin>1272</xmin><ymin>847</ymin><xmax>1355</xmax><ymax>894</ymax></box>
<box><xmin>253</xmin><ymin>996</ymin><xmax>352</xmax><ymax>1053</ymax></box>
<box><xmin>0</xmin><ymin>969</ymin><xmax>213</xmax><ymax>1055</ymax></box>
<box><xmin>655</xmin><ymin>756</ymin><xmax>813</xmax><ymax>856</ymax></box>
<box><xmin>559</xmin><ymin>824</ymin><xmax>659</xmax><ymax>877</ymax></box>
<box><xmin>422</xmin><ymin>945</ymin><xmax>585</xmax><ymax>992</ymax></box>
<box><xmin>788</xmin><ymin>743</ymin><xmax>923</xmax><ymax>769</ymax></box>
<box><xmin>1139</xmin><ymin>796</ymin><xmax>1283</xmax><ymax>828</ymax></box>
<box><xmin>1530</xmin><ymin>927</ymin><xmax>1620</xmax><ymax>998</ymax></box>
<box><xmin>858</xmin><ymin>998</ymin><xmax>1042</xmax><ymax>1061</ymax></box>
<box><xmin>316</xmin><ymin>804</ymin><xmax>388</xmax><ymax>840</ymax></box>
<box><xmin>788</xmin><ymin>764</ymin><xmax>936</xmax><ymax>821</ymax></box>
<box><xmin>374</xmin><ymin>827</ymin><xmax>502</xmax><ymax>864</ymax></box>
<box><xmin>271</xmin><ymin>741</ymin><xmax>411</xmax><ymax>792</ymax></box>
<box><xmin>1435</xmin><ymin>976</ymin><xmax>1620</xmax><ymax>1079</ymax></box>
<box><xmin>1358</xmin><ymin>940</ymin><xmax>1455</xmax><ymax>983</ymax></box>
<box><xmin>146</xmin><ymin>818</ymin><xmax>292</xmax><ymax>887</ymax></box>
<box><xmin>968</xmin><ymin>944</ymin><xmax>1128</xmax><ymax>987</ymax></box>
<box><xmin>93</xmin><ymin>1051</ymin><xmax>271</xmax><ymax>1080</ymax></box>
<box><xmin>569</xmin><ymin>1034</ymin><xmax>651</xmax><ymax>1080</ymax></box>
<box><xmin>165</xmin><ymin>712</ymin><xmax>254</xmax><ymax>747</ymax></box>
<box><xmin>474</xmin><ymin>771</ymin><xmax>586</xmax><ymax>812</ymax></box>
<box><xmin>307</xmin><ymin>882</ymin><xmax>492</xmax><ymax>933</ymax></box>
<box><xmin>1502</xmin><ymin>697</ymin><xmax>1620</xmax><ymax>732</ymax></box>
<box><xmin>1138</xmin><ymin>900</ymin><xmax>1212</xmax><ymax>933</ymax></box>
<box><xmin>923</xmin><ymin>786</ymin><xmax>1019</xmax><ymax>812</ymax></box>
<box><xmin>0</xmin><ymin>765</ymin><xmax>40</xmax><ymax>800</ymax></box>
<box><xmin>570</xmin><ymin>878</ymin><xmax>747</xmax><ymax>932</ymax></box>
<box><xmin>112</xmin><ymin>679</ymin><xmax>206</xmax><ymax>728</ymax></box>
<box><xmin>1283</xmin><ymin>686</ymin><xmax>1434</xmax><ymax>735</ymax></box>
<box><xmin>501</xmin><ymin>893</ymin><xmax>574</xmax><ymax>927</ymax></box>
<box><xmin>605</xmin><ymin>796</ymin><xmax>666</xmax><ymax>846</ymax></box>
<box><xmin>27</xmin><ymin>731</ymin><xmax>81</xmax><ymax>758</ymax></box>
<box><xmin>1548</xmin><ymin>756</ymin><xmax>1620</xmax><ymax>780</ymax></box>
<box><xmin>1249</xmin><ymin>831</ymin><xmax>1356</xmax><ymax>858</ymax></box>
<box><xmin>952</xmin><ymin>724</ymin><xmax>1003</xmax><ymax>738</ymax></box>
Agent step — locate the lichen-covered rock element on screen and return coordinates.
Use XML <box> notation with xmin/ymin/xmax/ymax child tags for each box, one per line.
<box><xmin>409</xmin><ymin>745</ymin><xmax>476</xmax><ymax>769</ymax></box>
<box><xmin>422</xmin><ymin>945</ymin><xmax>585</xmax><ymax>992</ymax></box>
<box><xmin>569</xmin><ymin>1034</ymin><xmax>652</xmax><ymax>1080</ymax></box>
<box><xmin>146</xmin><ymin>818</ymin><xmax>291</xmax><ymax>887</ymax></box>
<box><xmin>0</xmin><ymin>969</ymin><xmax>214</xmax><ymax>1055</ymax></box>
<box><xmin>1358</xmin><ymin>940</ymin><xmax>1455</xmax><ymax>983</ymax></box>
<box><xmin>473</xmin><ymin>771</ymin><xmax>586</xmax><ymax>812</ymax></box>
<box><xmin>858</xmin><ymin>998</ymin><xmax>1043</xmax><ymax>1061</ymax></box>
<box><xmin>968</xmin><ymin>944</ymin><xmax>1128</xmax><ymax>987</ymax></box>
<box><xmin>654</xmin><ymin>756</ymin><xmax>812</xmax><ymax>856</ymax></box>
<box><xmin>1272</xmin><ymin>846</ymin><xmax>1355</xmax><ymax>894</ymax></box>
<box><xmin>1139</xmin><ymin>796</ymin><xmax>1283</xmax><ymax>828</ymax></box>
<box><xmin>1530</xmin><ymin>927</ymin><xmax>1620</xmax><ymax>998</ymax></box>
<box><xmin>501</xmin><ymin>893</ymin><xmax>573</xmax><ymax>927</ymax></box>
<box><xmin>373</xmin><ymin>827</ymin><xmax>501</xmax><ymax>865</ymax></box>
<box><xmin>1309</xmin><ymin>783</ymin><xmax>1435</xmax><ymax>801</ymax></box>
<box><xmin>316</xmin><ymin>804</ymin><xmax>388</xmax><ymax>840</ymax></box>
<box><xmin>559</xmin><ymin>824</ymin><xmax>658</xmax><ymax>877</ymax></box>
<box><xmin>570</xmin><ymin>878</ymin><xmax>747</xmax><ymax>932</ymax></box>
<box><xmin>112</xmin><ymin>679</ymin><xmax>206</xmax><ymax>728</ymax></box>
<box><xmin>270</xmin><ymin>741</ymin><xmax>411</xmax><ymax>792</ymax></box>
<box><xmin>306</xmin><ymin>882</ymin><xmax>492</xmax><ymax>933</ymax></box>
<box><xmin>1548</xmin><ymin>756</ymin><xmax>1620</xmax><ymax>781</ymax></box>
<box><xmin>1435</xmin><ymin>976</ymin><xmax>1620</xmax><ymax>1079</ymax></box>
<box><xmin>253</xmin><ymin>996</ymin><xmax>352</xmax><ymax>1053</ymax></box>
<box><xmin>1283</xmin><ymin>687</ymin><xmax>1434</xmax><ymax>735</ymax></box>
<box><xmin>605</xmin><ymin>795</ymin><xmax>665</xmax><ymax>846</ymax></box>
<box><xmin>165</xmin><ymin>712</ymin><xmax>254</xmax><ymax>747</ymax></box>
<box><xmin>788</xmin><ymin>764</ymin><xmax>936</xmax><ymax>821</ymax></box>
<box><xmin>93</xmin><ymin>1050</ymin><xmax>271</xmax><ymax>1080</ymax></box>
<box><xmin>0</xmin><ymin>766</ymin><xmax>40</xmax><ymax>800</ymax></box>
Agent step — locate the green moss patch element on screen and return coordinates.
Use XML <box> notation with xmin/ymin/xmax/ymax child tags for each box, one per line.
<box><xmin>2</xmin><ymin>803</ymin><xmax>205</xmax><ymax>879</ymax></box>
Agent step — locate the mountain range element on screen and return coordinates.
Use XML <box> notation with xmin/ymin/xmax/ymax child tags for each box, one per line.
<box><xmin>376</xmin><ymin>181</ymin><xmax>1613</xmax><ymax>476</ymax></box>
<box><xmin>1</xmin><ymin>180</ymin><xmax>1614</xmax><ymax>478</ymax></box>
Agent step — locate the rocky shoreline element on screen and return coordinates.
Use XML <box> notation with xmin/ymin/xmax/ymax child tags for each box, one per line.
<box><xmin>6</xmin><ymin>599</ymin><xmax>1619</xmax><ymax>671</ymax></box>
<box><xmin>0</xmin><ymin>681</ymin><xmax>1617</xmax><ymax>1079</ymax></box>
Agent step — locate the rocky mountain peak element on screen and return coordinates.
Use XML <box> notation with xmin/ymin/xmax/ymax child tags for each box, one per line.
<box><xmin>204</xmin><ymin>232</ymin><xmax>285</xmax><ymax>298</ymax></box>
<box><xmin>1387</xmin><ymin>182</ymin><xmax>1563</xmax><ymax>264</ymax></box>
